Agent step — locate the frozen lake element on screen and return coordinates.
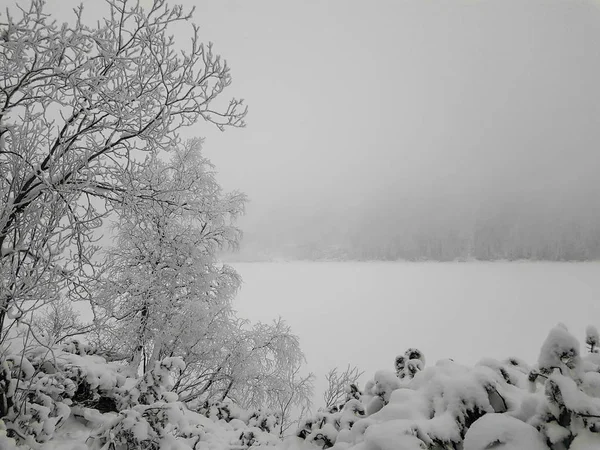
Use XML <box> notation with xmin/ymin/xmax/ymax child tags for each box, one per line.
<box><xmin>232</xmin><ymin>261</ymin><xmax>600</xmax><ymax>403</ymax></box>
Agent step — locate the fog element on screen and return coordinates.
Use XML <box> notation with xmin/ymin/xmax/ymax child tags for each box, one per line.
<box><xmin>191</xmin><ymin>0</ymin><xmax>600</xmax><ymax>260</ymax></box>
<box><xmin>42</xmin><ymin>0</ymin><xmax>600</xmax><ymax>259</ymax></box>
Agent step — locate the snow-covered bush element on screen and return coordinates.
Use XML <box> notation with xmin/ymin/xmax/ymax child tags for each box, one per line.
<box><xmin>0</xmin><ymin>355</ymin><xmax>14</xmax><ymax>419</ymax></box>
<box><xmin>395</xmin><ymin>348</ymin><xmax>426</xmax><ymax>380</ymax></box>
<box><xmin>197</xmin><ymin>400</ymin><xmax>281</xmax><ymax>434</ymax></box>
<box><xmin>88</xmin><ymin>358</ymin><xmax>282</xmax><ymax>450</ymax></box>
<box><xmin>296</xmin><ymin>380</ymin><xmax>368</xmax><ymax>448</ymax></box>
<box><xmin>586</xmin><ymin>325</ymin><xmax>599</xmax><ymax>354</ymax></box>
<box><xmin>190</xmin><ymin>400</ymin><xmax>282</xmax><ymax>448</ymax></box>
<box><xmin>345</xmin><ymin>383</ymin><xmax>362</xmax><ymax>405</ymax></box>
<box><xmin>297</xmin><ymin>399</ymin><xmax>366</xmax><ymax>449</ymax></box>
<box><xmin>322</xmin><ymin>365</ymin><xmax>364</xmax><ymax>411</ymax></box>
<box><xmin>527</xmin><ymin>325</ymin><xmax>600</xmax><ymax>449</ymax></box>
<box><xmin>0</xmin><ymin>418</ymin><xmax>18</xmax><ymax>450</ymax></box>
<box><xmin>60</xmin><ymin>339</ymin><xmax>98</xmax><ymax>357</ymax></box>
<box><xmin>6</xmin><ymin>317</ymin><xmax>600</xmax><ymax>450</ymax></box>
<box><xmin>87</xmin><ymin>357</ymin><xmax>187</xmax><ymax>449</ymax></box>
<box><xmin>0</xmin><ymin>349</ymin><xmax>72</xmax><ymax>445</ymax></box>
<box><xmin>1</xmin><ymin>339</ymin><xmax>285</xmax><ymax>449</ymax></box>
<box><xmin>119</xmin><ymin>357</ymin><xmax>185</xmax><ymax>408</ymax></box>
<box><xmin>294</xmin><ymin>325</ymin><xmax>600</xmax><ymax>450</ymax></box>
<box><xmin>0</xmin><ymin>339</ymin><xmax>128</xmax><ymax>446</ymax></box>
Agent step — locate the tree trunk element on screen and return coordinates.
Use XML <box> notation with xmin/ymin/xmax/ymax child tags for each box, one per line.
<box><xmin>147</xmin><ymin>333</ymin><xmax>164</xmax><ymax>369</ymax></box>
<box><xmin>129</xmin><ymin>302</ymin><xmax>149</xmax><ymax>376</ymax></box>
<box><xmin>220</xmin><ymin>378</ymin><xmax>235</xmax><ymax>402</ymax></box>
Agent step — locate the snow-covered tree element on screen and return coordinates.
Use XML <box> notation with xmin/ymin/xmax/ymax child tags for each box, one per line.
<box><xmin>0</xmin><ymin>0</ymin><xmax>246</xmax><ymax>343</ymax></box>
<box><xmin>91</xmin><ymin>138</ymin><xmax>245</xmax><ymax>374</ymax></box>
<box><xmin>31</xmin><ymin>296</ymin><xmax>92</xmax><ymax>344</ymax></box>
<box><xmin>172</xmin><ymin>316</ymin><xmax>307</xmax><ymax>410</ymax></box>
<box><xmin>208</xmin><ymin>318</ymin><xmax>307</xmax><ymax>409</ymax></box>
<box><xmin>89</xmin><ymin>140</ymin><xmax>307</xmax><ymax>413</ymax></box>
<box><xmin>323</xmin><ymin>364</ymin><xmax>364</xmax><ymax>410</ymax></box>
<box><xmin>270</xmin><ymin>361</ymin><xmax>314</xmax><ymax>437</ymax></box>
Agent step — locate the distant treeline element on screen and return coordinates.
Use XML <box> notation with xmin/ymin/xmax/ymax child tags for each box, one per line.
<box><xmin>280</xmin><ymin>223</ymin><xmax>600</xmax><ymax>262</ymax></box>
<box><xmin>231</xmin><ymin>194</ymin><xmax>600</xmax><ymax>262</ymax></box>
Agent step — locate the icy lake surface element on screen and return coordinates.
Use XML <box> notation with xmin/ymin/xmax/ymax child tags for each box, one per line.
<box><xmin>232</xmin><ymin>261</ymin><xmax>600</xmax><ymax>397</ymax></box>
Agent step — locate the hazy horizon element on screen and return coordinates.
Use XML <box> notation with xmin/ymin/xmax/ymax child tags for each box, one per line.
<box><xmin>197</xmin><ymin>0</ymin><xmax>600</xmax><ymax>260</ymax></box>
<box><xmin>40</xmin><ymin>0</ymin><xmax>600</xmax><ymax>258</ymax></box>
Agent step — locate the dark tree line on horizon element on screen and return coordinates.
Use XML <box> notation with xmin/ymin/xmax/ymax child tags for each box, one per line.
<box><xmin>233</xmin><ymin>194</ymin><xmax>600</xmax><ymax>262</ymax></box>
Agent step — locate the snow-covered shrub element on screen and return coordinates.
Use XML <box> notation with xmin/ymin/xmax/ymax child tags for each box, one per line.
<box><xmin>234</xmin><ymin>428</ymin><xmax>281</xmax><ymax>448</ymax></box>
<box><xmin>6</xmin><ymin>372</ymin><xmax>73</xmax><ymax>444</ymax></box>
<box><xmin>60</xmin><ymin>338</ymin><xmax>98</xmax><ymax>357</ymax></box>
<box><xmin>406</xmin><ymin>361</ymin><xmax>510</xmax><ymax>446</ymax></box>
<box><xmin>87</xmin><ymin>357</ymin><xmax>187</xmax><ymax>449</ymax></box>
<box><xmin>0</xmin><ymin>418</ymin><xmax>18</xmax><ymax>450</ymax></box>
<box><xmin>197</xmin><ymin>400</ymin><xmax>281</xmax><ymax>434</ymax></box>
<box><xmin>192</xmin><ymin>400</ymin><xmax>282</xmax><ymax>448</ymax></box>
<box><xmin>536</xmin><ymin>325</ymin><xmax>583</xmax><ymax>382</ymax></box>
<box><xmin>198</xmin><ymin>400</ymin><xmax>236</xmax><ymax>422</ymax></box>
<box><xmin>28</xmin><ymin>341</ymin><xmax>126</xmax><ymax>415</ymax></box>
<box><xmin>296</xmin><ymin>326</ymin><xmax>600</xmax><ymax>450</ymax></box>
<box><xmin>395</xmin><ymin>348</ymin><xmax>426</xmax><ymax>380</ymax></box>
<box><xmin>370</xmin><ymin>370</ymin><xmax>402</xmax><ymax>402</ymax></box>
<box><xmin>525</xmin><ymin>325</ymin><xmax>600</xmax><ymax>449</ymax></box>
<box><xmin>365</xmin><ymin>370</ymin><xmax>401</xmax><ymax>416</ymax></box>
<box><xmin>118</xmin><ymin>357</ymin><xmax>185</xmax><ymax>409</ymax></box>
<box><xmin>586</xmin><ymin>325</ymin><xmax>599</xmax><ymax>354</ymax></box>
<box><xmin>345</xmin><ymin>383</ymin><xmax>362</xmax><ymax>405</ymax></box>
<box><xmin>2</xmin><ymin>344</ymin><xmax>281</xmax><ymax>450</ymax></box>
<box><xmin>8</xmin><ymin>321</ymin><xmax>600</xmax><ymax>450</ymax></box>
<box><xmin>0</xmin><ymin>339</ymin><xmax>129</xmax><ymax>446</ymax></box>
<box><xmin>297</xmin><ymin>351</ymin><xmax>426</xmax><ymax>448</ymax></box>
<box><xmin>88</xmin><ymin>362</ymin><xmax>281</xmax><ymax>450</ymax></box>
<box><xmin>296</xmin><ymin>397</ymin><xmax>366</xmax><ymax>448</ymax></box>
<box><xmin>0</xmin><ymin>355</ymin><xmax>15</xmax><ymax>418</ymax></box>
<box><xmin>0</xmin><ymin>350</ymin><xmax>72</xmax><ymax>445</ymax></box>
<box><xmin>322</xmin><ymin>365</ymin><xmax>364</xmax><ymax>412</ymax></box>
<box><xmin>248</xmin><ymin>409</ymin><xmax>281</xmax><ymax>433</ymax></box>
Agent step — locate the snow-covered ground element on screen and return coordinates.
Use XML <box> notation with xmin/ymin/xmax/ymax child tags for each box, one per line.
<box><xmin>5</xmin><ymin>261</ymin><xmax>600</xmax><ymax>450</ymax></box>
<box><xmin>232</xmin><ymin>261</ymin><xmax>600</xmax><ymax>402</ymax></box>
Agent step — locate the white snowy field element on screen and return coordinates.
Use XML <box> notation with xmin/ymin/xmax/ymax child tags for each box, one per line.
<box><xmin>232</xmin><ymin>261</ymin><xmax>600</xmax><ymax>403</ymax></box>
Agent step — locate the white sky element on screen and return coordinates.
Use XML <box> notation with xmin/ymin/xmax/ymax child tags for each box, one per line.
<box><xmin>34</xmin><ymin>0</ymin><xmax>600</xmax><ymax>237</ymax></box>
<box><xmin>189</xmin><ymin>0</ymin><xmax>600</xmax><ymax>229</ymax></box>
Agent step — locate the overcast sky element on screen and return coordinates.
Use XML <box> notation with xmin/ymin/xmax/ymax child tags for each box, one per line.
<box><xmin>190</xmin><ymin>0</ymin><xmax>600</xmax><ymax>233</ymax></box>
<box><xmin>39</xmin><ymin>0</ymin><xmax>600</xmax><ymax>242</ymax></box>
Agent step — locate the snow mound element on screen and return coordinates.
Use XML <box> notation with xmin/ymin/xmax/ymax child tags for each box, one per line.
<box><xmin>463</xmin><ymin>414</ymin><xmax>548</xmax><ymax>450</ymax></box>
<box><xmin>538</xmin><ymin>325</ymin><xmax>582</xmax><ymax>378</ymax></box>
